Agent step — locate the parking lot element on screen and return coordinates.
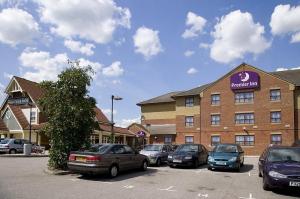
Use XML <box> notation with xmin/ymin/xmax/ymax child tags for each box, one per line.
<box><xmin>0</xmin><ymin>157</ymin><xmax>299</xmax><ymax>199</ymax></box>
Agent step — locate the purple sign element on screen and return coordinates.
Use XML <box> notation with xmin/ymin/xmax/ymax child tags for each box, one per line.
<box><xmin>137</xmin><ymin>131</ymin><xmax>146</xmax><ymax>137</ymax></box>
<box><xmin>230</xmin><ymin>71</ymin><xmax>260</xmax><ymax>90</ymax></box>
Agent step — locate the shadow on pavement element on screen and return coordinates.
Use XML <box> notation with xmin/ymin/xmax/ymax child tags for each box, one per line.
<box><xmin>272</xmin><ymin>189</ymin><xmax>300</xmax><ymax>198</ymax></box>
<box><xmin>77</xmin><ymin>168</ymin><xmax>158</xmax><ymax>182</ymax></box>
<box><xmin>209</xmin><ymin>164</ymin><xmax>254</xmax><ymax>173</ymax></box>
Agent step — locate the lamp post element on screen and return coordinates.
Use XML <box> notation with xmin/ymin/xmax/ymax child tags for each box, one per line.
<box><xmin>110</xmin><ymin>95</ymin><xmax>122</xmax><ymax>143</ymax></box>
<box><xmin>28</xmin><ymin>102</ymin><xmax>33</xmax><ymax>143</ymax></box>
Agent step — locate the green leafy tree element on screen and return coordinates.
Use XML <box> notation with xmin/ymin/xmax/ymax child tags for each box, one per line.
<box><xmin>39</xmin><ymin>65</ymin><xmax>96</xmax><ymax>169</ymax></box>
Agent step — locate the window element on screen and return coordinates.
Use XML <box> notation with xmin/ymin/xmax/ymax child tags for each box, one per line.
<box><xmin>235</xmin><ymin>135</ymin><xmax>255</xmax><ymax>146</ymax></box>
<box><xmin>270</xmin><ymin>89</ymin><xmax>281</xmax><ymax>101</ymax></box>
<box><xmin>185</xmin><ymin>97</ymin><xmax>194</xmax><ymax>107</ymax></box>
<box><xmin>185</xmin><ymin>116</ymin><xmax>194</xmax><ymax>127</ymax></box>
<box><xmin>102</xmin><ymin>136</ymin><xmax>109</xmax><ymax>143</ymax></box>
<box><xmin>30</xmin><ymin>111</ymin><xmax>36</xmax><ymax>123</ymax></box>
<box><xmin>235</xmin><ymin>92</ymin><xmax>254</xmax><ymax>103</ymax></box>
<box><xmin>271</xmin><ymin>111</ymin><xmax>281</xmax><ymax>123</ymax></box>
<box><xmin>185</xmin><ymin>136</ymin><xmax>194</xmax><ymax>144</ymax></box>
<box><xmin>271</xmin><ymin>134</ymin><xmax>282</xmax><ymax>145</ymax></box>
<box><xmin>164</xmin><ymin>136</ymin><xmax>172</xmax><ymax>144</ymax></box>
<box><xmin>211</xmin><ymin>94</ymin><xmax>220</xmax><ymax>105</ymax></box>
<box><xmin>235</xmin><ymin>113</ymin><xmax>254</xmax><ymax>124</ymax></box>
<box><xmin>211</xmin><ymin>136</ymin><xmax>221</xmax><ymax>146</ymax></box>
<box><xmin>124</xmin><ymin>145</ymin><xmax>134</xmax><ymax>154</ymax></box>
<box><xmin>211</xmin><ymin>114</ymin><xmax>220</xmax><ymax>125</ymax></box>
<box><xmin>111</xmin><ymin>145</ymin><xmax>125</xmax><ymax>154</ymax></box>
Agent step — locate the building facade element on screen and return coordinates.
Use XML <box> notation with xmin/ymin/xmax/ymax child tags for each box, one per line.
<box><xmin>138</xmin><ymin>63</ymin><xmax>300</xmax><ymax>155</ymax></box>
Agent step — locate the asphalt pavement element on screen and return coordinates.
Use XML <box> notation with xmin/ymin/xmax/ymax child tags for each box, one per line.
<box><xmin>0</xmin><ymin>157</ymin><xmax>299</xmax><ymax>199</ymax></box>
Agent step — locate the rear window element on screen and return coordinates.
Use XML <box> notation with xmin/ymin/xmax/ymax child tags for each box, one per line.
<box><xmin>176</xmin><ymin>145</ymin><xmax>198</xmax><ymax>152</ymax></box>
<box><xmin>143</xmin><ymin>145</ymin><xmax>163</xmax><ymax>151</ymax></box>
<box><xmin>267</xmin><ymin>148</ymin><xmax>300</xmax><ymax>163</ymax></box>
<box><xmin>214</xmin><ymin>145</ymin><xmax>238</xmax><ymax>153</ymax></box>
<box><xmin>88</xmin><ymin>145</ymin><xmax>109</xmax><ymax>153</ymax></box>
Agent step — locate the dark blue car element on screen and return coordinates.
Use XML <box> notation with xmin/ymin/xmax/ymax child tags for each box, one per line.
<box><xmin>258</xmin><ymin>146</ymin><xmax>300</xmax><ymax>190</ymax></box>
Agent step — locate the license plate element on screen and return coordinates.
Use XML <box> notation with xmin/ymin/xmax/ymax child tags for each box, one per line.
<box><xmin>216</xmin><ymin>161</ymin><xmax>227</xmax><ymax>165</ymax></box>
<box><xmin>76</xmin><ymin>156</ymin><xmax>86</xmax><ymax>162</ymax></box>
<box><xmin>289</xmin><ymin>181</ymin><xmax>300</xmax><ymax>187</ymax></box>
<box><xmin>173</xmin><ymin>159</ymin><xmax>182</xmax><ymax>163</ymax></box>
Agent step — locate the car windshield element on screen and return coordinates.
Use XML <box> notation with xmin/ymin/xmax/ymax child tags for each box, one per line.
<box><xmin>267</xmin><ymin>148</ymin><xmax>300</xmax><ymax>163</ymax></box>
<box><xmin>0</xmin><ymin>139</ymin><xmax>10</xmax><ymax>144</ymax></box>
<box><xmin>176</xmin><ymin>145</ymin><xmax>198</xmax><ymax>152</ymax></box>
<box><xmin>87</xmin><ymin>145</ymin><xmax>109</xmax><ymax>153</ymax></box>
<box><xmin>214</xmin><ymin>145</ymin><xmax>237</xmax><ymax>153</ymax></box>
<box><xmin>143</xmin><ymin>145</ymin><xmax>162</xmax><ymax>151</ymax></box>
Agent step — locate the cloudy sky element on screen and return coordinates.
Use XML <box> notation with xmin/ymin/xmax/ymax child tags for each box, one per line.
<box><xmin>0</xmin><ymin>0</ymin><xmax>300</xmax><ymax>127</ymax></box>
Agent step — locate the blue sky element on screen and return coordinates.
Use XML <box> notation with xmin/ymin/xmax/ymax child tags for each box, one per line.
<box><xmin>0</xmin><ymin>0</ymin><xmax>300</xmax><ymax>127</ymax></box>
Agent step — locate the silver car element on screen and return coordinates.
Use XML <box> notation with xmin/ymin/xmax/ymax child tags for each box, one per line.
<box><xmin>140</xmin><ymin>144</ymin><xmax>172</xmax><ymax>166</ymax></box>
<box><xmin>0</xmin><ymin>138</ymin><xmax>30</xmax><ymax>154</ymax></box>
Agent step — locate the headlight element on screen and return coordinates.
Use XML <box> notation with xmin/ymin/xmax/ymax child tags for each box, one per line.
<box><xmin>184</xmin><ymin>155</ymin><xmax>192</xmax><ymax>160</ymax></box>
<box><xmin>208</xmin><ymin>156</ymin><xmax>214</xmax><ymax>162</ymax></box>
<box><xmin>229</xmin><ymin>157</ymin><xmax>237</xmax><ymax>162</ymax></box>
<box><xmin>168</xmin><ymin>155</ymin><xmax>173</xmax><ymax>159</ymax></box>
<box><xmin>268</xmin><ymin>171</ymin><xmax>287</xmax><ymax>179</ymax></box>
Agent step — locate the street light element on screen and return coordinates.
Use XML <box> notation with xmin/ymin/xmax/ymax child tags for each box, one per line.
<box><xmin>110</xmin><ymin>95</ymin><xmax>122</xmax><ymax>143</ymax></box>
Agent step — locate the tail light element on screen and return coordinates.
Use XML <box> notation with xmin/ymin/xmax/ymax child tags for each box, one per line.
<box><xmin>69</xmin><ymin>154</ymin><xmax>76</xmax><ymax>161</ymax></box>
<box><xmin>86</xmin><ymin>156</ymin><xmax>101</xmax><ymax>162</ymax></box>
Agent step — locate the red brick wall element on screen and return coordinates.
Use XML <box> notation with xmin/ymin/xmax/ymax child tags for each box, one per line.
<box><xmin>200</xmin><ymin>65</ymin><xmax>296</xmax><ymax>155</ymax></box>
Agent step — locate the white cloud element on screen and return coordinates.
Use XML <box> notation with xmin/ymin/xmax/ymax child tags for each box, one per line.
<box><xmin>0</xmin><ymin>8</ymin><xmax>39</xmax><ymax>46</ymax></box>
<box><xmin>3</xmin><ymin>72</ymin><xmax>13</xmax><ymax>80</ymax></box>
<box><xmin>182</xmin><ymin>12</ymin><xmax>207</xmax><ymax>39</ymax></box>
<box><xmin>276</xmin><ymin>66</ymin><xmax>300</xmax><ymax>71</ymax></box>
<box><xmin>199</xmin><ymin>43</ymin><xmax>210</xmax><ymax>49</ymax></box>
<box><xmin>184</xmin><ymin>50</ymin><xmax>195</xmax><ymax>57</ymax></box>
<box><xmin>210</xmin><ymin>10</ymin><xmax>271</xmax><ymax>64</ymax></box>
<box><xmin>117</xmin><ymin>117</ymin><xmax>140</xmax><ymax>128</ymax></box>
<box><xmin>133</xmin><ymin>26</ymin><xmax>163</xmax><ymax>59</ymax></box>
<box><xmin>112</xmin><ymin>80</ymin><xmax>121</xmax><ymax>85</ymax></box>
<box><xmin>77</xmin><ymin>58</ymin><xmax>102</xmax><ymax>79</ymax></box>
<box><xmin>35</xmin><ymin>0</ymin><xmax>131</xmax><ymax>44</ymax></box>
<box><xmin>0</xmin><ymin>82</ymin><xmax>6</xmax><ymax>104</ymax></box>
<box><xmin>102</xmin><ymin>61</ymin><xmax>124</xmax><ymax>77</ymax></box>
<box><xmin>187</xmin><ymin>67</ymin><xmax>198</xmax><ymax>75</ymax></box>
<box><xmin>19</xmin><ymin>50</ymin><xmax>67</xmax><ymax>82</ymax></box>
<box><xmin>64</xmin><ymin>40</ymin><xmax>95</xmax><ymax>56</ymax></box>
<box><xmin>270</xmin><ymin>4</ymin><xmax>300</xmax><ymax>43</ymax></box>
<box><xmin>102</xmin><ymin>108</ymin><xmax>117</xmax><ymax>119</ymax></box>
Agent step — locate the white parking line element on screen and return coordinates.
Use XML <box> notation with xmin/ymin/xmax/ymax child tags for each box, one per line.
<box><xmin>123</xmin><ymin>185</ymin><xmax>134</xmax><ymax>189</ymax></box>
<box><xmin>239</xmin><ymin>193</ymin><xmax>256</xmax><ymax>199</ymax></box>
<box><xmin>198</xmin><ymin>193</ymin><xmax>209</xmax><ymax>198</ymax></box>
<box><xmin>158</xmin><ymin>186</ymin><xmax>176</xmax><ymax>192</ymax></box>
<box><xmin>68</xmin><ymin>178</ymin><xmax>80</xmax><ymax>182</ymax></box>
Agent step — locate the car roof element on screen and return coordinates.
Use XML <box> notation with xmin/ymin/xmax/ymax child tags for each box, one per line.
<box><xmin>268</xmin><ymin>145</ymin><xmax>300</xmax><ymax>149</ymax></box>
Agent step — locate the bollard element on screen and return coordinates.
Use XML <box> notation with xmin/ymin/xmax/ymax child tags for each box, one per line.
<box><xmin>23</xmin><ymin>144</ymin><xmax>32</xmax><ymax>155</ymax></box>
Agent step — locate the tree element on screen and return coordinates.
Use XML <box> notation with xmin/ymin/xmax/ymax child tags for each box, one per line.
<box><xmin>39</xmin><ymin>65</ymin><xmax>96</xmax><ymax>169</ymax></box>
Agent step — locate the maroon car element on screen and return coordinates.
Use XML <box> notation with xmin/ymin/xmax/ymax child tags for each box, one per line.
<box><xmin>258</xmin><ymin>146</ymin><xmax>300</xmax><ymax>190</ymax></box>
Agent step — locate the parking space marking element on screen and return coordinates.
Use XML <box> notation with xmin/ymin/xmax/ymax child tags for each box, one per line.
<box><xmin>198</xmin><ymin>193</ymin><xmax>209</xmax><ymax>198</ymax></box>
<box><xmin>68</xmin><ymin>178</ymin><xmax>80</xmax><ymax>182</ymax></box>
<box><xmin>239</xmin><ymin>193</ymin><xmax>256</xmax><ymax>199</ymax></box>
<box><xmin>99</xmin><ymin>181</ymin><xmax>113</xmax><ymax>185</ymax></box>
<box><xmin>158</xmin><ymin>186</ymin><xmax>176</xmax><ymax>192</ymax></box>
<box><xmin>123</xmin><ymin>185</ymin><xmax>134</xmax><ymax>189</ymax></box>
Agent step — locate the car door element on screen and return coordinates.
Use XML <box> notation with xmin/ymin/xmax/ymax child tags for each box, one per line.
<box><xmin>110</xmin><ymin>145</ymin><xmax>131</xmax><ymax>171</ymax></box>
<box><xmin>13</xmin><ymin>139</ymin><xmax>22</xmax><ymax>152</ymax></box>
<box><xmin>123</xmin><ymin>145</ymin><xmax>139</xmax><ymax>169</ymax></box>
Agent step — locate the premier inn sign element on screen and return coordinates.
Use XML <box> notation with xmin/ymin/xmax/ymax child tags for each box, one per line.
<box><xmin>230</xmin><ymin>71</ymin><xmax>260</xmax><ymax>90</ymax></box>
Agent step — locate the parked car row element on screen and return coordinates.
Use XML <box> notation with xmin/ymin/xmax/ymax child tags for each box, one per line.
<box><xmin>0</xmin><ymin>138</ymin><xmax>45</xmax><ymax>154</ymax></box>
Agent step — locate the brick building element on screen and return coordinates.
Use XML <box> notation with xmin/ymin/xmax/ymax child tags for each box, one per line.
<box><xmin>137</xmin><ymin>63</ymin><xmax>300</xmax><ymax>155</ymax></box>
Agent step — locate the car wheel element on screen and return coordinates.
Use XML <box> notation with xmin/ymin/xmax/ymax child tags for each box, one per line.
<box><xmin>235</xmin><ymin>164</ymin><xmax>241</xmax><ymax>172</ymax></box>
<box><xmin>109</xmin><ymin>165</ymin><xmax>119</xmax><ymax>178</ymax></box>
<box><xmin>258</xmin><ymin>170</ymin><xmax>262</xmax><ymax>177</ymax></box>
<box><xmin>141</xmin><ymin>160</ymin><xmax>148</xmax><ymax>171</ymax></box>
<box><xmin>207</xmin><ymin>166</ymin><xmax>212</xmax><ymax>171</ymax></box>
<box><xmin>9</xmin><ymin>149</ymin><xmax>16</xmax><ymax>154</ymax></box>
<box><xmin>169</xmin><ymin>164</ymin><xmax>175</xmax><ymax>168</ymax></box>
<box><xmin>194</xmin><ymin>159</ymin><xmax>199</xmax><ymax>168</ymax></box>
<box><xmin>263</xmin><ymin>176</ymin><xmax>270</xmax><ymax>191</ymax></box>
<box><xmin>156</xmin><ymin>158</ymin><xmax>161</xmax><ymax>167</ymax></box>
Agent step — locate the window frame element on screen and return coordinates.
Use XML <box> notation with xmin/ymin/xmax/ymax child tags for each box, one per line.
<box><xmin>185</xmin><ymin>136</ymin><xmax>194</xmax><ymax>144</ymax></box>
<box><xmin>30</xmin><ymin>111</ymin><xmax>36</xmax><ymax>123</ymax></box>
<box><xmin>234</xmin><ymin>92</ymin><xmax>254</xmax><ymax>104</ymax></box>
<box><xmin>185</xmin><ymin>116</ymin><xmax>194</xmax><ymax>127</ymax></box>
<box><xmin>211</xmin><ymin>136</ymin><xmax>221</xmax><ymax>147</ymax></box>
<box><xmin>270</xmin><ymin>111</ymin><xmax>281</xmax><ymax>123</ymax></box>
<box><xmin>211</xmin><ymin>114</ymin><xmax>221</xmax><ymax>125</ymax></box>
<box><xmin>235</xmin><ymin>113</ymin><xmax>255</xmax><ymax>124</ymax></box>
<box><xmin>164</xmin><ymin>135</ymin><xmax>172</xmax><ymax>144</ymax></box>
<box><xmin>235</xmin><ymin>135</ymin><xmax>255</xmax><ymax>146</ymax></box>
<box><xmin>185</xmin><ymin>97</ymin><xmax>194</xmax><ymax>107</ymax></box>
<box><xmin>211</xmin><ymin>94</ymin><xmax>220</xmax><ymax>105</ymax></box>
<box><xmin>270</xmin><ymin>89</ymin><xmax>281</xmax><ymax>101</ymax></box>
<box><xmin>270</xmin><ymin>134</ymin><xmax>282</xmax><ymax>145</ymax></box>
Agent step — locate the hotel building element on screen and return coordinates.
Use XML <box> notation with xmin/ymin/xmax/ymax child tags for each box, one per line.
<box><xmin>137</xmin><ymin>63</ymin><xmax>300</xmax><ymax>155</ymax></box>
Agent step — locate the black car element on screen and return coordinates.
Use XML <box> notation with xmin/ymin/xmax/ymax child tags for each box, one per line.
<box><xmin>168</xmin><ymin>144</ymin><xmax>208</xmax><ymax>168</ymax></box>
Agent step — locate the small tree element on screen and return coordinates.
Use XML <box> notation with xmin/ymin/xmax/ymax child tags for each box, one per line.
<box><xmin>39</xmin><ymin>65</ymin><xmax>96</xmax><ymax>169</ymax></box>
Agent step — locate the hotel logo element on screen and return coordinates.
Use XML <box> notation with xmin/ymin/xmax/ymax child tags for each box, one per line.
<box><xmin>230</xmin><ymin>71</ymin><xmax>260</xmax><ymax>90</ymax></box>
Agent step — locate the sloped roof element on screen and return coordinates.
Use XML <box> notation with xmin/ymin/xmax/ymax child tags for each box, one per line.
<box><xmin>137</xmin><ymin>91</ymin><xmax>183</xmax><ymax>106</ymax></box>
<box><xmin>94</xmin><ymin>107</ymin><xmax>110</xmax><ymax>123</ymax></box>
<box><xmin>271</xmin><ymin>69</ymin><xmax>300</xmax><ymax>86</ymax></box>
<box><xmin>0</xmin><ymin>118</ymin><xmax>8</xmax><ymax>131</ymax></box>
<box><xmin>147</xmin><ymin>124</ymin><xmax>176</xmax><ymax>135</ymax></box>
<box><xmin>173</xmin><ymin>83</ymin><xmax>212</xmax><ymax>97</ymax></box>
<box><xmin>8</xmin><ymin>104</ymin><xmax>29</xmax><ymax>129</ymax></box>
<box><xmin>99</xmin><ymin>124</ymin><xmax>135</xmax><ymax>136</ymax></box>
<box><xmin>14</xmin><ymin>76</ymin><xmax>44</xmax><ymax>104</ymax></box>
